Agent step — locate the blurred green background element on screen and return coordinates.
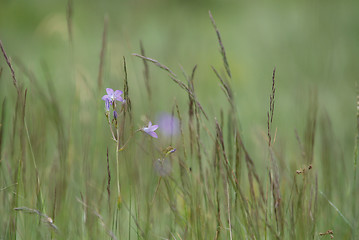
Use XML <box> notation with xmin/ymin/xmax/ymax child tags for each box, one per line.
<box><xmin>1</xmin><ymin>0</ymin><xmax>359</xmax><ymax>238</ymax></box>
<box><xmin>1</xmin><ymin>0</ymin><xmax>358</xmax><ymax>139</ymax></box>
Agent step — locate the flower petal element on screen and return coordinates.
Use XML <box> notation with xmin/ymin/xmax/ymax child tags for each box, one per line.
<box><xmin>116</xmin><ymin>96</ymin><xmax>124</xmax><ymax>102</ymax></box>
<box><xmin>114</xmin><ymin>90</ymin><xmax>123</xmax><ymax>98</ymax></box>
<box><xmin>106</xmin><ymin>88</ymin><xmax>114</xmax><ymax>95</ymax></box>
<box><xmin>102</xmin><ymin>95</ymin><xmax>110</xmax><ymax>101</ymax></box>
<box><xmin>148</xmin><ymin>121</ymin><xmax>152</xmax><ymax>127</ymax></box>
<box><xmin>149</xmin><ymin>131</ymin><xmax>158</xmax><ymax>138</ymax></box>
<box><xmin>149</xmin><ymin>125</ymin><xmax>158</xmax><ymax>131</ymax></box>
<box><xmin>105</xmin><ymin>100</ymin><xmax>110</xmax><ymax>111</ymax></box>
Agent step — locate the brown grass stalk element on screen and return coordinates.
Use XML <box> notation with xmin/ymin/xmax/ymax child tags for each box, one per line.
<box><xmin>132</xmin><ymin>53</ymin><xmax>176</xmax><ymax>77</ymax></box>
<box><xmin>267</xmin><ymin>67</ymin><xmax>276</xmax><ymax>147</ymax></box>
<box><xmin>0</xmin><ymin>40</ymin><xmax>20</xmax><ymax>94</ymax></box>
<box><xmin>140</xmin><ymin>41</ymin><xmax>151</xmax><ymax>100</ymax></box>
<box><xmin>209</xmin><ymin>11</ymin><xmax>231</xmax><ymax>79</ymax></box>
<box><xmin>66</xmin><ymin>0</ymin><xmax>73</xmax><ymax>44</ymax></box>
<box><xmin>188</xmin><ymin>65</ymin><xmax>197</xmax><ymax>157</ymax></box>
<box><xmin>97</xmin><ymin>15</ymin><xmax>108</xmax><ymax>89</ymax></box>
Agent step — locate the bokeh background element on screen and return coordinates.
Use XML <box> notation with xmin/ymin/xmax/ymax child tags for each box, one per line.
<box><xmin>1</xmin><ymin>0</ymin><xmax>358</xmax><ymax>143</ymax></box>
<box><xmin>1</xmin><ymin>0</ymin><xmax>359</xmax><ymax>238</ymax></box>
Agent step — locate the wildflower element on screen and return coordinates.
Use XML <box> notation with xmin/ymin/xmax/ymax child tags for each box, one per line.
<box><xmin>158</xmin><ymin>113</ymin><xmax>179</xmax><ymax>137</ymax></box>
<box><xmin>113</xmin><ymin>110</ymin><xmax>118</xmax><ymax>120</ymax></box>
<box><xmin>102</xmin><ymin>88</ymin><xmax>124</xmax><ymax>104</ymax></box>
<box><xmin>163</xmin><ymin>146</ymin><xmax>176</xmax><ymax>156</ymax></box>
<box><xmin>142</xmin><ymin>121</ymin><xmax>159</xmax><ymax>138</ymax></box>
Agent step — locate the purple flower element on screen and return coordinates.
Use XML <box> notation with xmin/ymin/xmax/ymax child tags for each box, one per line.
<box><xmin>102</xmin><ymin>88</ymin><xmax>124</xmax><ymax>103</ymax></box>
<box><xmin>158</xmin><ymin>113</ymin><xmax>179</xmax><ymax>137</ymax></box>
<box><xmin>142</xmin><ymin>121</ymin><xmax>159</xmax><ymax>138</ymax></box>
<box><xmin>105</xmin><ymin>99</ymin><xmax>110</xmax><ymax>112</ymax></box>
<box><xmin>113</xmin><ymin>110</ymin><xmax>118</xmax><ymax>120</ymax></box>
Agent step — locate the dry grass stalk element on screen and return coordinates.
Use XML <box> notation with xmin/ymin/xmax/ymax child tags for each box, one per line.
<box><xmin>140</xmin><ymin>41</ymin><xmax>151</xmax><ymax>100</ymax></box>
<box><xmin>209</xmin><ymin>11</ymin><xmax>231</xmax><ymax>78</ymax></box>
<box><xmin>0</xmin><ymin>40</ymin><xmax>20</xmax><ymax>94</ymax></box>
<box><xmin>174</xmin><ymin>101</ymin><xmax>191</xmax><ymax>191</ymax></box>
<box><xmin>120</xmin><ymin>57</ymin><xmax>131</xmax><ymax>147</ymax></box>
<box><xmin>66</xmin><ymin>0</ymin><xmax>73</xmax><ymax>44</ymax></box>
<box><xmin>238</xmin><ymin>134</ymin><xmax>265</xmax><ymax>202</ymax></box>
<box><xmin>188</xmin><ymin>65</ymin><xmax>197</xmax><ymax>157</ymax></box>
<box><xmin>215</xmin><ymin>119</ymin><xmax>249</xmax><ymax>199</ymax></box>
<box><xmin>170</xmin><ymin>75</ymin><xmax>208</xmax><ymax>120</ymax></box>
<box><xmin>264</xmin><ymin>68</ymin><xmax>284</xmax><ymax>235</ymax></box>
<box><xmin>97</xmin><ymin>15</ymin><xmax>108</xmax><ymax>89</ymax></box>
<box><xmin>132</xmin><ymin>53</ymin><xmax>176</xmax><ymax>77</ymax></box>
<box><xmin>214</xmin><ymin>192</ymin><xmax>222</xmax><ymax>240</ymax></box>
<box><xmin>269</xmin><ymin>148</ymin><xmax>283</xmax><ymax>234</ymax></box>
<box><xmin>123</xmin><ymin>57</ymin><xmax>131</xmax><ymax>112</ymax></box>
<box><xmin>234</xmin><ymin>129</ymin><xmax>242</xmax><ymax>204</ymax></box>
<box><xmin>175</xmin><ymin>102</ymin><xmax>187</xmax><ymax>160</ymax></box>
<box><xmin>14</xmin><ymin>207</ymin><xmax>59</xmax><ymax>231</ymax></box>
<box><xmin>267</xmin><ymin>68</ymin><xmax>276</xmax><ymax>146</ymax></box>
<box><xmin>0</xmin><ymin>40</ymin><xmax>27</xmax><ymax>237</ymax></box>
<box><xmin>319</xmin><ymin>229</ymin><xmax>334</xmax><ymax>238</ymax></box>
<box><xmin>211</xmin><ymin>66</ymin><xmax>233</xmax><ymax>107</ymax></box>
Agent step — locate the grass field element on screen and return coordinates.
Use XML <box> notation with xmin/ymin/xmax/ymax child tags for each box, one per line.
<box><xmin>0</xmin><ymin>0</ymin><xmax>358</xmax><ymax>239</ymax></box>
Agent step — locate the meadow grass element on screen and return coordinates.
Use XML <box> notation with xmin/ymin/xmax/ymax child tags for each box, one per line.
<box><xmin>0</xmin><ymin>6</ymin><xmax>358</xmax><ymax>240</ymax></box>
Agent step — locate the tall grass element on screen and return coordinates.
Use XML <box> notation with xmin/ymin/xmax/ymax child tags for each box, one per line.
<box><xmin>0</xmin><ymin>9</ymin><xmax>357</xmax><ymax>240</ymax></box>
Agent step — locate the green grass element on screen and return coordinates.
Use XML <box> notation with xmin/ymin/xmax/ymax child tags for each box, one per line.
<box><xmin>0</xmin><ymin>0</ymin><xmax>358</xmax><ymax>239</ymax></box>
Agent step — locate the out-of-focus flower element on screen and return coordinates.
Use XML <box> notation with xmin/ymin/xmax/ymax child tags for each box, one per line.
<box><xmin>102</xmin><ymin>88</ymin><xmax>124</xmax><ymax>103</ymax></box>
<box><xmin>142</xmin><ymin>121</ymin><xmax>159</xmax><ymax>138</ymax></box>
<box><xmin>113</xmin><ymin>110</ymin><xmax>118</xmax><ymax>120</ymax></box>
<box><xmin>158</xmin><ymin>113</ymin><xmax>179</xmax><ymax>137</ymax></box>
<box><xmin>154</xmin><ymin>158</ymin><xmax>172</xmax><ymax>176</ymax></box>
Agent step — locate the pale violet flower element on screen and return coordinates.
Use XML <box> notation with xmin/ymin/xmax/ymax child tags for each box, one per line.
<box><xmin>158</xmin><ymin>113</ymin><xmax>179</xmax><ymax>137</ymax></box>
<box><xmin>142</xmin><ymin>121</ymin><xmax>159</xmax><ymax>138</ymax></box>
<box><xmin>102</xmin><ymin>88</ymin><xmax>124</xmax><ymax>103</ymax></box>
